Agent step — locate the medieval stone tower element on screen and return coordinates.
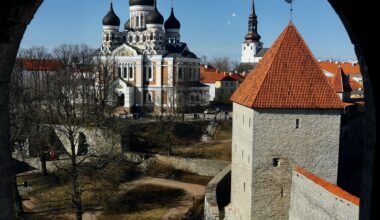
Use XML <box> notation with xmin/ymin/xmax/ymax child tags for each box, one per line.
<box><xmin>225</xmin><ymin>23</ymin><xmax>343</xmax><ymax>219</ymax></box>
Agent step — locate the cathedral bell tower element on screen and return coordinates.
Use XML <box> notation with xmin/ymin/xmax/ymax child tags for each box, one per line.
<box><xmin>241</xmin><ymin>0</ymin><xmax>263</xmax><ymax>63</ymax></box>
<box><xmin>101</xmin><ymin>2</ymin><xmax>120</xmax><ymax>53</ymax></box>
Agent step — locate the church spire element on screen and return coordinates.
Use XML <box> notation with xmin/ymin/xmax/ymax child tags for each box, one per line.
<box><xmin>245</xmin><ymin>0</ymin><xmax>261</xmax><ymax>43</ymax></box>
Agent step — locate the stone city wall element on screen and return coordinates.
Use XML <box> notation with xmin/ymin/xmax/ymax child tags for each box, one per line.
<box><xmin>155</xmin><ymin>155</ymin><xmax>230</xmax><ymax>177</ymax></box>
<box><xmin>204</xmin><ymin>164</ymin><xmax>231</xmax><ymax>220</ymax></box>
<box><xmin>289</xmin><ymin>167</ymin><xmax>359</xmax><ymax>220</ymax></box>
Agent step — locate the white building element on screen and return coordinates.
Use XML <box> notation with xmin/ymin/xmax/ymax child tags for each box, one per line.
<box><xmin>100</xmin><ymin>0</ymin><xmax>209</xmax><ymax>113</ymax></box>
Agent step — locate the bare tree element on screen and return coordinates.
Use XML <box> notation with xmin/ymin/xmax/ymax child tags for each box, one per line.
<box><xmin>45</xmin><ymin>44</ymin><xmax>117</xmax><ymax>220</ymax></box>
<box><xmin>209</xmin><ymin>56</ymin><xmax>233</xmax><ymax>72</ymax></box>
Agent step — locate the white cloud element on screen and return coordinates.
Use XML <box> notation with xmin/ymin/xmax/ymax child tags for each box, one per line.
<box><xmin>227</xmin><ymin>21</ymin><xmax>232</xmax><ymax>25</ymax></box>
<box><xmin>232</xmin><ymin>13</ymin><xmax>236</xmax><ymax>17</ymax></box>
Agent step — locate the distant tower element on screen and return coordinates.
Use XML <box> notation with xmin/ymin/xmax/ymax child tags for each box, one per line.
<box><xmin>102</xmin><ymin>2</ymin><xmax>120</xmax><ymax>53</ymax></box>
<box><xmin>241</xmin><ymin>0</ymin><xmax>264</xmax><ymax>63</ymax></box>
<box><xmin>164</xmin><ymin>2</ymin><xmax>181</xmax><ymax>45</ymax></box>
<box><xmin>145</xmin><ymin>0</ymin><xmax>165</xmax><ymax>53</ymax></box>
<box><xmin>129</xmin><ymin>0</ymin><xmax>155</xmax><ymax>30</ymax></box>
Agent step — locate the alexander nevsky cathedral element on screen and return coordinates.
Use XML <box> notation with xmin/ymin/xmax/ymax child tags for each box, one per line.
<box><xmin>100</xmin><ymin>0</ymin><xmax>209</xmax><ymax>113</ymax></box>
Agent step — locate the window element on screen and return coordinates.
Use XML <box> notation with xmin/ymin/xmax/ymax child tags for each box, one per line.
<box><xmin>249</xmin><ymin>118</ymin><xmax>251</xmax><ymax>128</ymax></box>
<box><xmin>123</xmin><ymin>35</ymin><xmax>126</xmax><ymax>43</ymax></box>
<box><xmin>244</xmin><ymin>182</ymin><xmax>246</xmax><ymax>192</ymax></box>
<box><xmin>141</xmin><ymin>15</ymin><xmax>145</xmax><ymax>27</ymax></box>
<box><xmin>106</xmin><ymin>34</ymin><xmax>109</xmax><ymax>41</ymax></box>
<box><xmin>118</xmin><ymin>67</ymin><xmax>121</xmax><ymax>78</ymax></box>
<box><xmin>148</xmin><ymin>65</ymin><xmax>152</xmax><ymax>80</ymax></box>
<box><xmin>178</xmin><ymin>68</ymin><xmax>183</xmax><ymax>80</ymax></box>
<box><xmin>129</xmin><ymin>36</ymin><xmax>132</xmax><ymax>43</ymax></box>
<box><xmin>136</xmin><ymin>16</ymin><xmax>140</xmax><ymax>27</ymax></box>
<box><xmin>273</xmin><ymin>158</ymin><xmax>280</xmax><ymax>167</ymax></box>
<box><xmin>123</xmin><ymin>67</ymin><xmax>127</xmax><ymax>78</ymax></box>
<box><xmin>296</xmin><ymin>119</ymin><xmax>299</xmax><ymax>129</ymax></box>
<box><xmin>146</xmin><ymin>92</ymin><xmax>153</xmax><ymax>103</ymax></box>
<box><xmin>281</xmin><ymin>187</ymin><xmax>284</xmax><ymax>197</ymax></box>
<box><xmin>242</xmin><ymin>150</ymin><xmax>244</xmax><ymax>158</ymax></box>
<box><xmin>129</xmin><ymin>66</ymin><xmax>133</xmax><ymax>79</ymax></box>
<box><xmin>136</xmin><ymin>35</ymin><xmax>140</xmax><ymax>42</ymax></box>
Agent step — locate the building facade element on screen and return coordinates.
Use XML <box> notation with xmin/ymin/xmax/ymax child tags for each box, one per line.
<box><xmin>240</xmin><ymin>0</ymin><xmax>268</xmax><ymax>64</ymax></box>
<box><xmin>100</xmin><ymin>0</ymin><xmax>209</xmax><ymax>113</ymax></box>
<box><xmin>225</xmin><ymin>23</ymin><xmax>344</xmax><ymax>220</ymax></box>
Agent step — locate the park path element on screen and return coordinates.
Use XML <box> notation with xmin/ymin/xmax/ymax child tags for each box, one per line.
<box><xmin>122</xmin><ymin>177</ymin><xmax>206</xmax><ymax>220</ymax></box>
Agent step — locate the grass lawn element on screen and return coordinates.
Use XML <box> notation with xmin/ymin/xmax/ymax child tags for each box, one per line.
<box><xmin>174</xmin><ymin>141</ymin><xmax>231</xmax><ymax>161</ymax></box>
<box><xmin>20</xmin><ymin>159</ymin><xmax>187</xmax><ymax>219</ymax></box>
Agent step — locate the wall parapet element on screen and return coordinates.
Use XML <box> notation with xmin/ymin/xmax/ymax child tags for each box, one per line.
<box><xmin>204</xmin><ymin>164</ymin><xmax>231</xmax><ymax>220</ymax></box>
<box><xmin>289</xmin><ymin>167</ymin><xmax>359</xmax><ymax>220</ymax></box>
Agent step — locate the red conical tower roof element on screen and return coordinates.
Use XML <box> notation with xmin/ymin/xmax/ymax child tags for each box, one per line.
<box><xmin>231</xmin><ymin>22</ymin><xmax>343</xmax><ymax>109</ymax></box>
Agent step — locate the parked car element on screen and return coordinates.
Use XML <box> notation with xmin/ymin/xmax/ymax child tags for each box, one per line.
<box><xmin>204</xmin><ymin>108</ymin><xmax>216</xmax><ymax>114</ymax></box>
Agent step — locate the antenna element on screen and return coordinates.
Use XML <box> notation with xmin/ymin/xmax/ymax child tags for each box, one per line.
<box><xmin>285</xmin><ymin>0</ymin><xmax>294</xmax><ymax>21</ymax></box>
<box><xmin>171</xmin><ymin>0</ymin><xmax>174</xmax><ymax>8</ymax></box>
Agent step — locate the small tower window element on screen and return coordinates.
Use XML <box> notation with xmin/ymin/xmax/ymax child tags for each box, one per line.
<box><xmin>129</xmin><ymin>66</ymin><xmax>134</xmax><ymax>79</ymax></box>
<box><xmin>273</xmin><ymin>158</ymin><xmax>280</xmax><ymax>167</ymax></box>
<box><xmin>244</xmin><ymin>182</ymin><xmax>246</xmax><ymax>192</ymax></box>
<box><xmin>281</xmin><ymin>187</ymin><xmax>284</xmax><ymax>197</ymax></box>
<box><xmin>106</xmin><ymin>34</ymin><xmax>109</xmax><ymax>42</ymax></box>
<box><xmin>296</xmin><ymin>119</ymin><xmax>299</xmax><ymax>129</ymax></box>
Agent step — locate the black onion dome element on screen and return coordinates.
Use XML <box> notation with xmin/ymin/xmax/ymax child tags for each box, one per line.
<box><xmin>102</xmin><ymin>3</ymin><xmax>120</xmax><ymax>26</ymax></box>
<box><xmin>124</xmin><ymin>19</ymin><xmax>130</xmax><ymax>30</ymax></box>
<box><xmin>146</xmin><ymin>3</ymin><xmax>164</xmax><ymax>24</ymax></box>
<box><xmin>164</xmin><ymin>8</ymin><xmax>181</xmax><ymax>29</ymax></box>
<box><xmin>129</xmin><ymin>0</ymin><xmax>154</xmax><ymax>6</ymax></box>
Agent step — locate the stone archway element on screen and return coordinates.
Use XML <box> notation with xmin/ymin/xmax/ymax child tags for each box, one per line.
<box><xmin>0</xmin><ymin>1</ymin><xmax>378</xmax><ymax>219</ymax></box>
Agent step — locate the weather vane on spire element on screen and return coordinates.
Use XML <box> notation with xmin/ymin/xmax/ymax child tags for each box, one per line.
<box><xmin>285</xmin><ymin>0</ymin><xmax>294</xmax><ymax>21</ymax></box>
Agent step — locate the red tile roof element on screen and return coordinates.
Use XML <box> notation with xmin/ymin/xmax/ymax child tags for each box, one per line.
<box><xmin>294</xmin><ymin>167</ymin><xmax>360</xmax><ymax>206</ymax></box>
<box><xmin>18</xmin><ymin>59</ymin><xmax>62</xmax><ymax>72</ymax></box>
<box><xmin>320</xmin><ymin>61</ymin><xmax>361</xmax><ymax>75</ymax></box>
<box><xmin>200</xmin><ymin>64</ymin><xmax>242</xmax><ymax>83</ymax></box>
<box><xmin>230</xmin><ymin>23</ymin><xmax>343</xmax><ymax>109</ymax></box>
<box><xmin>330</xmin><ymin>67</ymin><xmax>344</xmax><ymax>93</ymax></box>
<box><xmin>349</xmin><ymin>78</ymin><xmax>363</xmax><ymax>91</ymax></box>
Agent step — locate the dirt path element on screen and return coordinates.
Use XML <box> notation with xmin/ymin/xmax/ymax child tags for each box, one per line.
<box><xmin>123</xmin><ymin>177</ymin><xmax>206</xmax><ymax>219</ymax></box>
<box><xmin>23</xmin><ymin>177</ymin><xmax>205</xmax><ymax>220</ymax></box>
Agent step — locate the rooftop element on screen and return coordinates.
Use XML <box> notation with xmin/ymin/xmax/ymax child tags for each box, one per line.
<box><xmin>231</xmin><ymin>22</ymin><xmax>343</xmax><ymax>109</ymax></box>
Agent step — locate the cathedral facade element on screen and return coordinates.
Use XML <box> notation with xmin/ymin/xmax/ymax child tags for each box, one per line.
<box><xmin>100</xmin><ymin>0</ymin><xmax>209</xmax><ymax>113</ymax></box>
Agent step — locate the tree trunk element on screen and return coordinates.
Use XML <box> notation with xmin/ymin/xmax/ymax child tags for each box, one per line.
<box><xmin>0</xmin><ymin>2</ymin><xmax>43</xmax><ymax>219</ymax></box>
<box><xmin>70</xmin><ymin>135</ymin><xmax>83</xmax><ymax>220</ymax></box>
<box><xmin>40</xmin><ymin>152</ymin><xmax>48</xmax><ymax>176</ymax></box>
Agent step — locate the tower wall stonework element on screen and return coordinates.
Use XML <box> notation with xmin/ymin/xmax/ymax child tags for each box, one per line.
<box><xmin>226</xmin><ymin>103</ymin><xmax>341</xmax><ymax>220</ymax></box>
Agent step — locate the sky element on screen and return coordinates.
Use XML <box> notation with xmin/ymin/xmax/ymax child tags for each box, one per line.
<box><xmin>20</xmin><ymin>0</ymin><xmax>357</xmax><ymax>62</ymax></box>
